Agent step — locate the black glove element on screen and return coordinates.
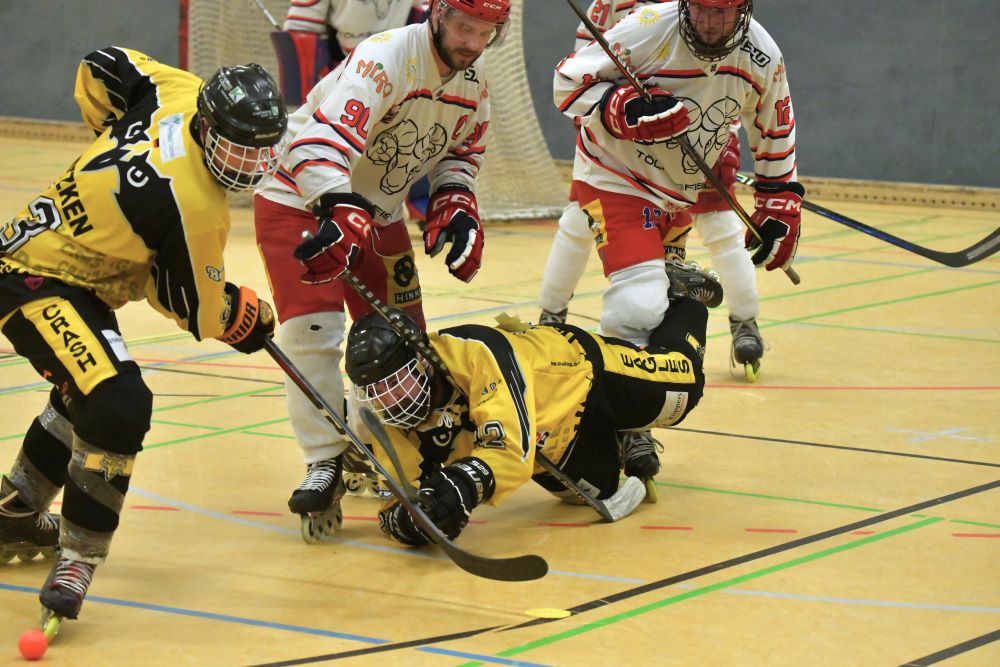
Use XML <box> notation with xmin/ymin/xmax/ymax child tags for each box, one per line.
<box><xmin>217</xmin><ymin>283</ymin><xmax>275</xmax><ymax>354</ymax></box>
<box><xmin>377</xmin><ymin>457</ymin><xmax>496</xmax><ymax>544</ymax></box>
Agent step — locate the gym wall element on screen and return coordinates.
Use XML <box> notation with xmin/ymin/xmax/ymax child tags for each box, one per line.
<box><xmin>1</xmin><ymin>0</ymin><xmax>996</xmax><ymax>188</ymax></box>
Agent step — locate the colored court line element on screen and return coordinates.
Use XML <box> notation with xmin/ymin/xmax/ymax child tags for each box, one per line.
<box><xmin>670</xmin><ymin>426</ymin><xmax>1000</xmax><ymax>468</ymax></box>
<box><xmin>0</xmin><ymin>582</ymin><xmax>553</xmax><ymax>667</ymax></box>
<box><xmin>276</xmin><ymin>480</ymin><xmax>999</xmax><ymax>664</ymax></box>
<box><xmin>461</xmin><ymin>520</ymin><xmax>946</xmax><ymax>667</ymax></box>
<box><xmin>900</xmin><ymin>628</ymin><xmax>1000</xmax><ymax>666</ymax></box>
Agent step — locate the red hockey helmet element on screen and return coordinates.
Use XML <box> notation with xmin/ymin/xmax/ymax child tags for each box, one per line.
<box><xmin>679</xmin><ymin>0</ymin><xmax>753</xmax><ymax>62</ymax></box>
<box><xmin>439</xmin><ymin>0</ymin><xmax>511</xmax><ymax>24</ymax></box>
<box><xmin>435</xmin><ymin>0</ymin><xmax>511</xmax><ymax>48</ymax></box>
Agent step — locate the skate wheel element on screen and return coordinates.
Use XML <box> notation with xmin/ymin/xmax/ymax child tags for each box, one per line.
<box><xmin>643</xmin><ymin>479</ymin><xmax>659</xmax><ymax>504</ymax></box>
<box><xmin>0</xmin><ymin>550</ymin><xmax>15</xmax><ymax>564</ymax></box>
<box><xmin>300</xmin><ymin>515</ymin><xmax>322</xmax><ymax>545</ymax></box>
<box><xmin>743</xmin><ymin>361</ymin><xmax>761</xmax><ymax>383</ymax></box>
<box><xmin>40</xmin><ymin>610</ymin><xmax>61</xmax><ymax>640</ymax></box>
<box><xmin>18</xmin><ymin>549</ymin><xmax>40</xmax><ymax>562</ymax></box>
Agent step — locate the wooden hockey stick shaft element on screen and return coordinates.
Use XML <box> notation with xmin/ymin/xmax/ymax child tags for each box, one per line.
<box><xmin>263</xmin><ymin>337</ymin><xmax>547</xmax><ymax>581</ymax></box>
<box><xmin>563</xmin><ymin>0</ymin><xmax>800</xmax><ymax>285</ymax></box>
<box><xmin>736</xmin><ymin>173</ymin><xmax>1000</xmax><ymax>267</ymax></box>
<box><xmin>340</xmin><ymin>269</ymin><xmax>637</xmax><ymax>522</ymax></box>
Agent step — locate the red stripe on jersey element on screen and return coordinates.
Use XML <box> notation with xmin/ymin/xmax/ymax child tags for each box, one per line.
<box><xmin>717</xmin><ymin>66</ymin><xmax>762</xmax><ymax>94</ymax></box>
<box><xmin>755</xmin><ymin>116</ymin><xmax>795</xmax><ymax>139</ymax></box>
<box><xmin>291</xmin><ymin>158</ymin><xmax>350</xmax><ymax>178</ymax></box>
<box><xmin>437</xmin><ymin>93</ymin><xmax>478</xmax><ymax>111</ymax></box>
<box><xmin>755</xmin><ymin>165</ymin><xmax>797</xmax><ymax>183</ymax></box>
<box><xmin>756</xmin><ymin>145</ymin><xmax>796</xmax><ymax>161</ymax></box>
<box><xmin>289</xmin><ymin>137</ymin><xmax>353</xmax><ymax>159</ymax></box>
<box><xmin>578</xmin><ymin>129</ymin><xmax>693</xmax><ymax>205</ymax></box>
<box><xmin>290</xmin><ymin>0</ymin><xmax>322</xmax><ymax>7</ymax></box>
<box><xmin>404</xmin><ymin>88</ymin><xmax>435</xmax><ymax>102</ymax></box>
<box><xmin>451</xmin><ymin>145</ymin><xmax>485</xmax><ymax>157</ymax></box>
<box><xmin>275</xmin><ymin>169</ymin><xmax>302</xmax><ymax>194</ymax></box>
<box><xmin>286</xmin><ymin>14</ymin><xmax>326</xmax><ymax>25</ymax></box>
<box><xmin>653</xmin><ymin>69</ymin><xmax>706</xmax><ymax>79</ymax></box>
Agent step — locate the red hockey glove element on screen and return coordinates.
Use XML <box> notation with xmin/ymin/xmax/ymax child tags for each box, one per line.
<box><xmin>746</xmin><ymin>182</ymin><xmax>805</xmax><ymax>271</ymax></box>
<box><xmin>601</xmin><ymin>85</ymin><xmax>691</xmax><ymax>143</ymax></box>
<box><xmin>424</xmin><ymin>187</ymin><xmax>484</xmax><ymax>282</ymax></box>
<box><xmin>218</xmin><ymin>283</ymin><xmax>275</xmax><ymax>354</ymax></box>
<box><xmin>293</xmin><ymin>192</ymin><xmax>374</xmax><ymax>284</ymax></box>
<box><xmin>694</xmin><ymin>130</ymin><xmax>740</xmax><ymax>209</ymax></box>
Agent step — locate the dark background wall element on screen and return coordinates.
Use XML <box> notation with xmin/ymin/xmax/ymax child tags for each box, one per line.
<box><xmin>2</xmin><ymin>1</ymin><xmax>997</xmax><ymax>187</ymax></box>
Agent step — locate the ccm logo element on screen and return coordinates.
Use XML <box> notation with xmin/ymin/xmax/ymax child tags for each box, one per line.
<box><xmin>757</xmin><ymin>196</ymin><xmax>801</xmax><ymax>212</ymax></box>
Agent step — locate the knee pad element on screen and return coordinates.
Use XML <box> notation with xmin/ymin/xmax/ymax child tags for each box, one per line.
<box><xmin>280</xmin><ymin>312</ymin><xmax>351</xmax><ymax>461</ymax></box>
<box><xmin>72</xmin><ymin>372</ymin><xmax>152</xmax><ymax>455</ymax></box>
<box><xmin>558</xmin><ymin>201</ymin><xmax>593</xmax><ymax>242</ymax></box>
<box><xmin>650</xmin><ymin>297</ymin><xmax>709</xmax><ymax>359</ymax></box>
<box><xmin>600</xmin><ymin>260</ymin><xmax>669</xmax><ymax>345</ymax></box>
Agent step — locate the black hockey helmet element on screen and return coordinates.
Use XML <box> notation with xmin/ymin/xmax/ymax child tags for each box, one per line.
<box><xmin>679</xmin><ymin>0</ymin><xmax>753</xmax><ymax>62</ymax></box>
<box><xmin>197</xmin><ymin>63</ymin><xmax>287</xmax><ymax>191</ymax></box>
<box><xmin>346</xmin><ymin>309</ymin><xmax>433</xmax><ymax>429</ymax></box>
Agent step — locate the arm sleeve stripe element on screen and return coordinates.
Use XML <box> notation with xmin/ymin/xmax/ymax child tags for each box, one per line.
<box><xmin>289</xmin><ymin>137</ymin><xmax>353</xmax><ymax>161</ymax></box>
<box><xmin>291</xmin><ymin>158</ymin><xmax>351</xmax><ymax>177</ymax></box>
<box><xmin>440</xmin><ymin>326</ymin><xmax>532</xmax><ymax>460</ymax></box>
<box><xmin>754</xmin><ymin>164</ymin><xmax>797</xmax><ymax>182</ymax></box>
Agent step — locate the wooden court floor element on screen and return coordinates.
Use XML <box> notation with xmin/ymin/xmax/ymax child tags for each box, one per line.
<box><xmin>1</xmin><ymin>136</ymin><xmax>998</xmax><ymax>666</ymax></box>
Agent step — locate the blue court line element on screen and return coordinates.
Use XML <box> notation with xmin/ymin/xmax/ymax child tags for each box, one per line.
<box><xmin>127</xmin><ymin>486</ymin><xmax>645</xmax><ymax>585</ymax></box>
<box><xmin>0</xmin><ymin>582</ymin><xmax>553</xmax><ymax>667</ymax></box>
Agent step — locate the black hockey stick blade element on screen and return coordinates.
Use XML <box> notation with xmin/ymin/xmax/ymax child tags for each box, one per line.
<box><xmin>358</xmin><ymin>407</ymin><xmax>548</xmax><ymax>582</ymax></box>
<box><xmin>736</xmin><ymin>173</ymin><xmax>1000</xmax><ymax>267</ymax></box>
<box><xmin>263</xmin><ymin>338</ymin><xmax>547</xmax><ymax>582</ymax></box>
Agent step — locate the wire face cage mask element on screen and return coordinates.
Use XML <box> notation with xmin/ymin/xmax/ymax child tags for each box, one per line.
<box><xmin>352</xmin><ymin>357</ymin><xmax>432</xmax><ymax>429</ymax></box>
<box><xmin>202</xmin><ymin>128</ymin><xmax>279</xmax><ymax>192</ymax></box>
<box><xmin>679</xmin><ymin>0</ymin><xmax>753</xmax><ymax>62</ymax></box>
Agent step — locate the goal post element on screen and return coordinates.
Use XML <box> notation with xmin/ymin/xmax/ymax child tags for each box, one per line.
<box><xmin>181</xmin><ymin>0</ymin><xmax>568</xmax><ymax>221</ymax></box>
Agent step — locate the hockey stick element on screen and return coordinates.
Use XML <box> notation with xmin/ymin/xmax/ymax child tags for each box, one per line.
<box><xmin>249</xmin><ymin>0</ymin><xmax>281</xmax><ymax>30</ymax></box>
<box><xmin>563</xmin><ymin>0</ymin><xmax>800</xmax><ymax>285</ymax></box>
<box><xmin>340</xmin><ymin>269</ymin><xmax>644</xmax><ymax>522</ymax></box>
<box><xmin>263</xmin><ymin>337</ymin><xmax>548</xmax><ymax>582</ymax></box>
<box><xmin>736</xmin><ymin>173</ymin><xmax>1000</xmax><ymax>267</ymax></box>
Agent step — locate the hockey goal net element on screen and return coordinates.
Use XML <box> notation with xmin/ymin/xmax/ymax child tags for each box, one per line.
<box><xmin>183</xmin><ymin>0</ymin><xmax>566</xmax><ymax>221</ymax></box>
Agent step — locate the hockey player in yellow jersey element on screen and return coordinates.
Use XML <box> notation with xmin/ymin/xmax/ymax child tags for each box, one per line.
<box><xmin>343</xmin><ymin>285</ymin><xmax>716</xmax><ymax>545</ymax></box>
<box><xmin>0</xmin><ymin>46</ymin><xmax>286</xmax><ymax>625</ymax></box>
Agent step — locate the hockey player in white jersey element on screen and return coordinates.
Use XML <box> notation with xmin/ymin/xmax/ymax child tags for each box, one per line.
<box><xmin>539</xmin><ymin>0</ymin><xmax>768</xmax><ymax>383</ymax></box>
<box><xmin>272</xmin><ymin>0</ymin><xmax>429</xmax><ymax>106</ymax></box>
<box><xmin>254</xmin><ymin>0</ymin><xmax>510</xmax><ymax>541</ymax></box>
<box><xmin>549</xmin><ymin>0</ymin><xmax>803</xmax><ymax>480</ymax></box>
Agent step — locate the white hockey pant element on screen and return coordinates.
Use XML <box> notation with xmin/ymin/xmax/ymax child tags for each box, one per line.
<box><xmin>538</xmin><ymin>201</ymin><xmax>593</xmax><ymax>313</ymax></box>
<box><xmin>694</xmin><ymin>210</ymin><xmax>759</xmax><ymax>321</ymax></box>
<box><xmin>279</xmin><ymin>312</ymin><xmax>350</xmax><ymax>464</ymax></box>
<box><xmin>598</xmin><ymin>259</ymin><xmax>669</xmax><ymax>347</ymax></box>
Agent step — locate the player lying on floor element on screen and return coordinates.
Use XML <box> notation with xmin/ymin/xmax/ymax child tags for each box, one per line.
<box><xmin>342</xmin><ymin>282</ymin><xmax>716</xmax><ymax>544</ymax></box>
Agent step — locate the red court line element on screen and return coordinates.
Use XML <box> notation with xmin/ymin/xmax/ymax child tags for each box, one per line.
<box><xmin>951</xmin><ymin>533</ymin><xmax>1000</xmax><ymax>538</ymax></box>
<box><xmin>745</xmin><ymin>528</ymin><xmax>798</xmax><ymax>534</ymax></box>
<box><xmin>641</xmin><ymin>525</ymin><xmax>693</xmax><ymax>531</ymax></box>
<box><xmin>851</xmin><ymin>530</ymin><xmax>877</xmax><ymax>535</ymax></box>
<box><xmin>537</xmin><ymin>522</ymin><xmax>590</xmax><ymax>528</ymax></box>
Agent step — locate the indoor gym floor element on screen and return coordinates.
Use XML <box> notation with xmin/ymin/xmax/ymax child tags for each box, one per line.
<box><xmin>0</xmin><ymin>136</ymin><xmax>997</xmax><ymax>666</ymax></box>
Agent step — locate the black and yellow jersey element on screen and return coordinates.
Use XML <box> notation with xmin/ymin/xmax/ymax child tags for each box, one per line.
<box><xmin>0</xmin><ymin>47</ymin><xmax>233</xmax><ymax>340</ymax></box>
<box><xmin>374</xmin><ymin>323</ymin><xmax>701</xmax><ymax>508</ymax></box>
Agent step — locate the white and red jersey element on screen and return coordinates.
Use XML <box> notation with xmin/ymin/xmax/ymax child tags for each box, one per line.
<box><xmin>555</xmin><ymin>2</ymin><xmax>796</xmax><ymax>210</ymax></box>
<box><xmin>284</xmin><ymin>0</ymin><xmax>427</xmax><ymax>55</ymax></box>
<box><xmin>573</xmin><ymin>0</ymin><xmax>663</xmax><ymax>52</ymax></box>
<box><xmin>257</xmin><ymin>22</ymin><xmax>490</xmax><ymax>225</ymax></box>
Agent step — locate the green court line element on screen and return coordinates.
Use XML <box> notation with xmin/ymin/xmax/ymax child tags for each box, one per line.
<box><xmin>457</xmin><ymin>517</ymin><xmax>943</xmax><ymax>666</ymax></box>
<box><xmin>153</xmin><ymin>385</ymin><xmax>283</xmax><ymax>412</ymax></box>
<box><xmin>656</xmin><ymin>481</ymin><xmax>1000</xmax><ymax>529</ymax></box>
<box><xmin>149</xmin><ymin>418</ymin><xmax>224</xmax><ymax>431</ymax></box>
<box><xmin>144</xmin><ymin>417</ymin><xmax>289</xmax><ymax>450</ymax></box>
<box><xmin>658</xmin><ymin>481</ymin><xmax>885</xmax><ymax>512</ymax></box>
<box><xmin>242</xmin><ymin>430</ymin><xmax>296</xmax><ymax>440</ymax></box>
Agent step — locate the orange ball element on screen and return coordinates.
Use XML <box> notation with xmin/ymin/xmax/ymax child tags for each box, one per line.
<box><xmin>18</xmin><ymin>629</ymin><xmax>48</xmax><ymax>661</ymax></box>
